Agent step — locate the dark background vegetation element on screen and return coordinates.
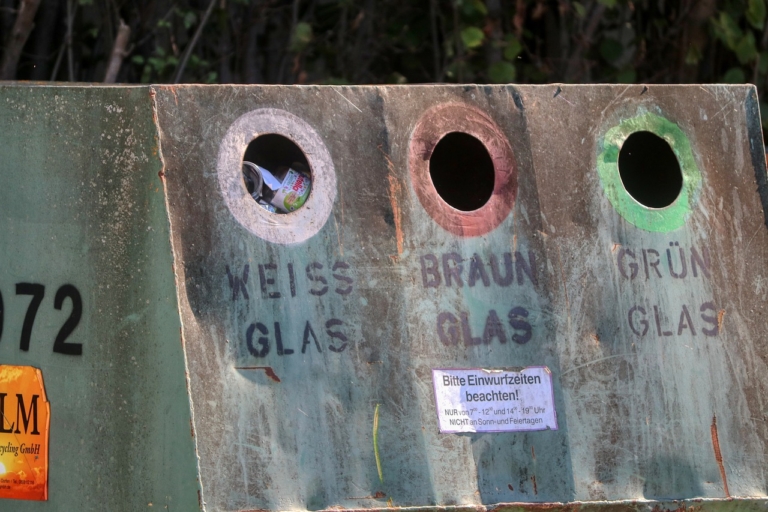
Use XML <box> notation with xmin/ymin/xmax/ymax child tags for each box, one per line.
<box><xmin>1</xmin><ymin>0</ymin><xmax>767</xmax><ymax>128</ymax></box>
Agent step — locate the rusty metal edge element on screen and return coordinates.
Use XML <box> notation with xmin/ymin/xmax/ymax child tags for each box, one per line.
<box><xmin>149</xmin><ymin>83</ymin><xmax>206</xmax><ymax>510</ymax></box>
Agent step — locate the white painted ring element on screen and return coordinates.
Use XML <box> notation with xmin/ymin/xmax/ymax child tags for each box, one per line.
<box><xmin>217</xmin><ymin>108</ymin><xmax>337</xmax><ymax>244</ymax></box>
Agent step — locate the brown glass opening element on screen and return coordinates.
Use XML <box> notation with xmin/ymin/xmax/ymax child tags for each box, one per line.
<box><xmin>429</xmin><ymin>132</ymin><xmax>495</xmax><ymax>211</ymax></box>
<box><xmin>618</xmin><ymin>131</ymin><xmax>682</xmax><ymax>208</ymax></box>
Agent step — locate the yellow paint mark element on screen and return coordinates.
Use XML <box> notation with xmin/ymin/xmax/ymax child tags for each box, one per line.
<box><xmin>373</xmin><ymin>403</ymin><xmax>383</xmax><ymax>484</ymax></box>
<box><xmin>387</xmin><ymin>174</ymin><xmax>403</xmax><ymax>255</ymax></box>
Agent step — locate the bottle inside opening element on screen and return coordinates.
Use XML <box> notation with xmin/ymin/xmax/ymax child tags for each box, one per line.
<box><xmin>242</xmin><ymin>134</ymin><xmax>312</xmax><ymax>214</ymax></box>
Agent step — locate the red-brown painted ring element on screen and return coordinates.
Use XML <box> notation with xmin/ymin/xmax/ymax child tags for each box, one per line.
<box><xmin>408</xmin><ymin>103</ymin><xmax>518</xmax><ymax>237</ymax></box>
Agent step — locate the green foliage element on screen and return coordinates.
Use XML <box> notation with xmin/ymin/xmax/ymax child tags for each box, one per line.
<box><xmin>181</xmin><ymin>10</ymin><xmax>197</xmax><ymax>30</ymax></box>
<box><xmin>599</xmin><ymin>38</ymin><xmax>623</xmax><ymax>64</ymax></box>
<box><xmin>2</xmin><ymin>0</ymin><xmax>767</xmax><ymax>141</ymax></box>
<box><xmin>320</xmin><ymin>77</ymin><xmax>352</xmax><ymax>85</ymax></box>
<box><xmin>135</xmin><ymin>47</ymin><xmax>180</xmax><ymax>83</ymax></box>
<box><xmin>712</xmin><ymin>12</ymin><xmax>742</xmax><ymax>51</ymax></box>
<box><xmin>735</xmin><ymin>31</ymin><xmax>758</xmax><ymax>64</ymax></box>
<box><xmin>461</xmin><ymin>27</ymin><xmax>485</xmax><ymax>49</ymax></box>
<box><xmin>203</xmin><ymin>71</ymin><xmax>218</xmax><ymax>84</ymax></box>
<box><xmin>290</xmin><ymin>22</ymin><xmax>313</xmax><ymax>53</ymax></box>
<box><xmin>685</xmin><ymin>45</ymin><xmax>703</xmax><ymax>66</ymax></box>
<box><xmin>503</xmin><ymin>36</ymin><xmax>522</xmax><ymax>61</ymax></box>
<box><xmin>387</xmin><ymin>72</ymin><xmax>408</xmax><ymax>84</ymax></box>
<box><xmin>459</xmin><ymin>0</ymin><xmax>488</xmax><ymax>18</ymax></box>
<box><xmin>747</xmin><ymin>0</ymin><xmax>766</xmax><ymax>29</ymax></box>
<box><xmin>723</xmin><ymin>67</ymin><xmax>746</xmax><ymax>83</ymax></box>
<box><xmin>488</xmin><ymin>61</ymin><xmax>516</xmax><ymax>83</ymax></box>
<box><xmin>708</xmin><ymin>0</ymin><xmax>765</xmax><ymax>97</ymax></box>
<box><xmin>616</xmin><ymin>68</ymin><xmax>636</xmax><ymax>83</ymax></box>
<box><xmin>759</xmin><ymin>53</ymin><xmax>768</xmax><ymax>74</ymax></box>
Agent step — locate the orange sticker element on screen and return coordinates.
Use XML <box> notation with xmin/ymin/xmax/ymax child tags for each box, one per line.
<box><xmin>0</xmin><ymin>366</ymin><xmax>49</xmax><ymax>501</ymax></box>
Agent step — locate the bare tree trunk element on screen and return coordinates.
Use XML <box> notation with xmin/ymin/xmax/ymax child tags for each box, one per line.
<box><xmin>513</xmin><ymin>0</ymin><xmax>526</xmax><ymax>40</ymax></box>
<box><xmin>65</xmin><ymin>0</ymin><xmax>76</xmax><ymax>81</ymax></box>
<box><xmin>50</xmin><ymin>41</ymin><xmax>65</xmax><ymax>80</ymax></box>
<box><xmin>244</xmin><ymin>12</ymin><xmax>265</xmax><ymax>84</ymax></box>
<box><xmin>217</xmin><ymin>1</ymin><xmax>233</xmax><ymax>83</ymax></box>
<box><xmin>452</xmin><ymin>2</ymin><xmax>463</xmax><ymax>82</ymax></box>
<box><xmin>336</xmin><ymin>4</ymin><xmax>348</xmax><ymax>79</ymax></box>
<box><xmin>429</xmin><ymin>0</ymin><xmax>440</xmax><ymax>81</ymax></box>
<box><xmin>0</xmin><ymin>0</ymin><xmax>15</xmax><ymax>39</ymax></box>
<box><xmin>0</xmin><ymin>0</ymin><xmax>42</xmax><ymax>80</ymax></box>
<box><xmin>680</xmin><ymin>0</ymin><xmax>715</xmax><ymax>83</ymax></box>
<box><xmin>485</xmin><ymin>0</ymin><xmax>503</xmax><ymax>69</ymax></box>
<box><xmin>103</xmin><ymin>18</ymin><xmax>130</xmax><ymax>83</ymax></box>
<box><xmin>29</xmin><ymin>0</ymin><xmax>61</xmax><ymax>80</ymax></box>
<box><xmin>564</xmin><ymin>1</ymin><xmax>605</xmax><ymax>82</ymax></box>
<box><xmin>558</xmin><ymin>1</ymin><xmax>571</xmax><ymax>78</ymax></box>
<box><xmin>351</xmin><ymin>0</ymin><xmax>375</xmax><ymax>83</ymax></box>
<box><xmin>277</xmin><ymin>0</ymin><xmax>300</xmax><ymax>83</ymax></box>
<box><xmin>264</xmin><ymin>14</ymin><xmax>285</xmax><ymax>84</ymax></box>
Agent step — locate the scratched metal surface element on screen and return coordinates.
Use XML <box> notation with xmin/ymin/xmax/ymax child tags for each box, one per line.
<box><xmin>0</xmin><ymin>85</ymin><xmax>200</xmax><ymax>510</ymax></box>
<box><xmin>153</xmin><ymin>84</ymin><xmax>768</xmax><ymax>512</ymax></box>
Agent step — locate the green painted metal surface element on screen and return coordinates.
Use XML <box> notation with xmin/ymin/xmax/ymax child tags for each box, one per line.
<box><xmin>1</xmin><ymin>83</ymin><xmax>768</xmax><ymax>512</ymax></box>
<box><xmin>0</xmin><ymin>85</ymin><xmax>200</xmax><ymax>510</ymax></box>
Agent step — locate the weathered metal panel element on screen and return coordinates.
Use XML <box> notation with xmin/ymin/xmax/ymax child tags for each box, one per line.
<box><xmin>1</xmin><ymin>83</ymin><xmax>767</xmax><ymax>512</ymax></box>
<box><xmin>153</xmin><ymin>84</ymin><xmax>768</xmax><ymax>512</ymax></box>
<box><xmin>0</xmin><ymin>85</ymin><xmax>200</xmax><ymax>510</ymax></box>
<box><xmin>520</xmin><ymin>85</ymin><xmax>768</xmax><ymax>502</ymax></box>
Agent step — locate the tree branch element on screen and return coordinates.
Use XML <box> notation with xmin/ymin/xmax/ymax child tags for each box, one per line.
<box><xmin>103</xmin><ymin>18</ymin><xmax>130</xmax><ymax>83</ymax></box>
<box><xmin>173</xmin><ymin>0</ymin><xmax>217</xmax><ymax>84</ymax></box>
<box><xmin>0</xmin><ymin>0</ymin><xmax>42</xmax><ymax>80</ymax></box>
<box><xmin>66</xmin><ymin>0</ymin><xmax>75</xmax><ymax>81</ymax></box>
<box><xmin>429</xmin><ymin>0</ymin><xmax>440</xmax><ymax>81</ymax></box>
<box><xmin>564</xmin><ymin>1</ymin><xmax>605</xmax><ymax>82</ymax></box>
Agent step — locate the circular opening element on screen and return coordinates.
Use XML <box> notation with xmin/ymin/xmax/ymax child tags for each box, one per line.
<box><xmin>618</xmin><ymin>131</ymin><xmax>683</xmax><ymax>208</ymax></box>
<box><xmin>429</xmin><ymin>132</ymin><xmax>495</xmax><ymax>211</ymax></box>
<box><xmin>242</xmin><ymin>134</ymin><xmax>312</xmax><ymax>214</ymax></box>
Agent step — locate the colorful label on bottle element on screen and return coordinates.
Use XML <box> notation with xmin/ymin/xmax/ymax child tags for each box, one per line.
<box><xmin>271</xmin><ymin>169</ymin><xmax>311</xmax><ymax>212</ymax></box>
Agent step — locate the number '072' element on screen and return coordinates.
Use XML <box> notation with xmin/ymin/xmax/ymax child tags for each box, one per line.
<box><xmin>0</xmin><ymin>283</ymin><xmax>83</xmax><ymax>355</ymax></box>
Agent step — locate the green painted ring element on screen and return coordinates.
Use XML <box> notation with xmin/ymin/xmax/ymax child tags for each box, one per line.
<box><xmin>597</xmin><ymin>112</ymin><xmax>701</xmax><ymax>232</ymax></box>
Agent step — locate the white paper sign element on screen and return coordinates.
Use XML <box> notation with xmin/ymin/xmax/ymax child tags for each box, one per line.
<box><xmin>432</xmin><ymin>367</ymin><xmax>558</xmax><ymax>433</ymax></box>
